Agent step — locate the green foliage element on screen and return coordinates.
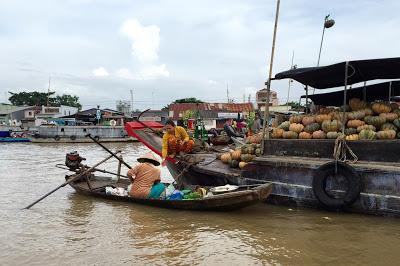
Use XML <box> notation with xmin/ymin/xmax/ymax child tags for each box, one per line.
<box><xmin>285</xmin><ymin>101</ymin><xmax>305</xmax><ymax>109</ymax></box>
<box><xmin>8</xmin><ymin>91</ymin><xmax>82</xmax><ymax>110</ymax></box>
<box><xmin>173</xmin><ymin>97</ymin><xmax>204</xmax><ymax>104</ymax></box>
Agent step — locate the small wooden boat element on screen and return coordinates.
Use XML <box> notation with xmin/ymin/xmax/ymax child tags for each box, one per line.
<box><xmin>67</xmin><ymin>175</ymin><xmax>272</xmax><ymax>211</ymax></box>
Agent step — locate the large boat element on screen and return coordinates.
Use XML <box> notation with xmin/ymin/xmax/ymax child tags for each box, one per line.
<box><xmin>126</xmin><ymin>57</ymin><xmax>400</xmax><ymax>216</ymax></box>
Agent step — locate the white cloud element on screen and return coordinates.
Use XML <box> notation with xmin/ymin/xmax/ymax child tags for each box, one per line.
<box><xmin>115</xmin><ymin>68</ymin><xmax>135</xmax><ymax>79</ymax></box>
<box><xmin>120</xmin><ymin>19</ymin><xmax>160</xmax><ymax>63</ymax></box>
<box><xmin>92</xmin><ymin>67</ymin><xmax>109</xmax><ymax>77</ymax></box>
<box><xmin>208</xmin><ymin>79</ymin><xmax>218</xmax><ymax>85</ymax></box>
<box><xmin>140</xmin><ymin>64</ymin><xmax>170</xmax><ymax>79</ymax></box>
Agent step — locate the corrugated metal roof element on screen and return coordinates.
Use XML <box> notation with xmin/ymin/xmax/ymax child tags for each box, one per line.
<box><xmin>169</xmin><ymin>103</ymin><xmax>254</xmax><ymax>119</ymax></box>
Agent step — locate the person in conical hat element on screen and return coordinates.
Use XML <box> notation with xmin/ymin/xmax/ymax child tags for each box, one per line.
<box><xmin>127</xmin><ymin>152</ymin><xmax>164</xmax><ymax>199</ymax></box>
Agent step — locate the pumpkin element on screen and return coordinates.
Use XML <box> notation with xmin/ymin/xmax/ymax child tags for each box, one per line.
<box><xmin>331</xmin><ymin>112</ymin><xmax>349</xmax><ymax>123</ymax></box>
<box><xmin>340</xmin><ymin>105</ymin><xmax>351</xmax><ymax>112</ymax></box>
<box><xmin>359</xmin><ymin>129</ymin><xmax>377</xmax><ymax>140</ymax></box>
<box><xmin>347</xmin><ymin>119</ymin><xmax>365</xmax><ymax>128</ymax></box>
<box><xmin>357</xmin><ymin>124</ymin><xmax>376</xmax><ymax>132</ymax></box>
<box><xmin>289</xmin><ymin>123</ymin><xmax>304</xmax><ymax>134</ymax></box>
<box><xmin>349</xmin><ymin>98</ymin><xmax>368</xmax><ymax>111</ymax></box>
<box><xmin>231</xmin><ymin>150</ymin><xmax>242</xmax><ymax>160</ymax></box>
<box><xmin>381</xmin><ymin>123</ymin><xmax>397</xmax><ymax>132</ymax></box>
<box><xmin>364</xmin><ymin>116</ymin><xmax>386</xmax><ymax>128</ymax></box>
<box><xmin>299</xmin><ymin>132</ymin><xmax>312</xmax><ymax>139</ymax></box>
<box><xmin>312</xmin><ymin>130</ymin><xmax>326</xmax><ymax>139</ymax></box>
<box><xmin>304</xmin><ymin>123</ymin><xmax>320</xmax><ymax>133</ymax></box>
<box><xmin>392</xmin><ymin>109</ymin><xmax>400</xmax><ymax>116</ymax></box>
<box><xmin>230</xmin><ymin>159</ymin><xmax>239</xmax><ymax>168</ymax></box>
<box><xmin>372</xmin><ymin>102</ymin><xmax>392</xmax><ymax>114</ymax></box>
<box><xmin>240</xmin><ymin>154</ymin><xmax>255</xmax><ymax>162</ymax></box>
<box><xmin>315</xmin><ymin>114</ymin><xmax>331</xmax><ymax>123</ymax></box>
<box><xmin>302</xmin><ymin>116</ymin><xmax>315</xmax><ymax>126</ymax></box>
<box><xmin>246</xmin><ymin>132</ymin><xmax>263</xmax><ymax>144</ymax></box>
<box><xmin>319</xmin><ymin>107</ymin><xmax>335</xmax><ymax>114</ymax></box>
<box><xmin>346</xmin><ymin>134</ymin><xmax>359</xmax><ymax>141</ymax></box>
<box><xmin>282</xmin><ymin>131</ymin><xmax>298</xmax><ymax>139</ymax></box>
<box><xmin>361</xmin><ymin>108</ymin><xmax>374</xmax><ymax>116</ymax></box>
<box><xmin>344</xmin><ymin>128</ymin><xmax>357</xmax><ymax>136</ymax></box>
<box><xmin>239</xmin><ymin>161</ymin><xmax>248</xmax><ymax>169</ymax></box>
<box><xmin>220</xmin><ymin>153</ymin><xmax>231</xmax><ymax>163</ymax></box>
<box><xmin>255</xmin><ymin>148</ymin><xmax>261</xmax><ymax>156</ymax></box>
<box><xmin>326</xmin><ymin>131</ymin><xmax>344</xmax><ymax>139</ymax></box>
<box><xmin>278</xmin><ymin>121</ymin><xmax>290</xmax><ymax>131</ymax></box>
<box><xmin>390</xmin><ymin>102</ymin><xmax>399</xmax><ymax>110</ymax></box>
<box><xmin>271</xmin><ymin>128</ymin><xmax>284</xmax><ymax>139</ymax></box>
<box><xmin>321</xmin><ymin>120</ymin><xmax>342</xmax><ymax>132</ymax></box>
<box><xmin>289</xmin><ymin>115</ymin><xmax>304</xmax><ymax>124</ymax></box>
<box><xmin>377</xmin><ymin>130</ymin><xmax>396</xmax><ymax>140</ymax></box>
<box><xmin>347</xmin><ymin>110</ymin><xmax>366</xmax><ymax>120</ymax></box>
<box><xmin>379</xmin><ymin>113</ymin><xmax>398</xmax><ymax>122</ymax></box>
<box><xmin>394</xmin><ymin>119</ymin><xmax>400</xmax><ymax>129</ymax></box>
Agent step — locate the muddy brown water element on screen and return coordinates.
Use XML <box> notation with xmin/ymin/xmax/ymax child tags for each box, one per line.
<box><xmin>1</xmin><ymin>142</ymin><xmax>400</xmax><ymax>265</ymax></box>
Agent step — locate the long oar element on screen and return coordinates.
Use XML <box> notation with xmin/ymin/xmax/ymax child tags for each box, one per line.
<box><xmin>86</xmin><ymin>133</ymin><xmax>132</xmax><ymax>169</ymax></box>
<box><xmin>24</xmin><ymin>154</ymin><xmax>115</xmax><ymax>209</ymax></box>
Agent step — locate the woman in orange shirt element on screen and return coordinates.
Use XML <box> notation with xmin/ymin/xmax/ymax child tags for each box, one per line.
<box><xmin>127</xmin><ymin>152</ymin><xmax>162</xmax><ymax>199</ymax></box>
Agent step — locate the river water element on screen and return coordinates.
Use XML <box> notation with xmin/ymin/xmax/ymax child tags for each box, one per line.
<box><xmin>1</xmin><ymin>142</ymin><xmax>400</xmax><ymax>265</ymax></box>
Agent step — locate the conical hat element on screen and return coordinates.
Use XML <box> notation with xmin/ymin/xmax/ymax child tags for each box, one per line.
<box><xmin>137</xmin><ymin>152</ymin><xmax>160</xmax><ymax>166</ymax></box>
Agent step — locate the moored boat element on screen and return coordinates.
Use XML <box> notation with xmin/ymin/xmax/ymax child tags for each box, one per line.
<box><xmin>125</xmin><ymin>57</ymin><xmax>400</xmax><ymax>216</ymax></box>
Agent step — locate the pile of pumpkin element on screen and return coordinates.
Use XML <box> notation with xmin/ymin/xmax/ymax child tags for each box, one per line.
<box><xmin>219</xmin><ymin>143</ymin><xmax>262</xmax><ymax>169</ymax></box>
<box><xmin>273</xmin><ymin>98</ymin><xmax>400</xmax><ymax>140</ymax></box>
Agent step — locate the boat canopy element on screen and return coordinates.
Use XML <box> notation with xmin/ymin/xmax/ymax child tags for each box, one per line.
<box><xmin>274</xmin><ymin>57</ymin><xmax>400</xmax><ymax>89</ymax></box>
<box><xmin>300</xmin><ymin>81</ymin><xmax>400</xmax><ymax>106</ymax></box>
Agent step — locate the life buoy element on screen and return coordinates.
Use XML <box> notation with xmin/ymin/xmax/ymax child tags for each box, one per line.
<box><xmin>70</xmin><ymin>135</ymin><xmax>77</xmax><ymax>140</ymax></box>
<box><xmin>54</xmin><ymin>135</ymin><xmax>61</xmax><ymax>141</ymax></box>
<box><xmin>312</xmin><ymin>161</ymin><xmax>361</xmax><ymax>209</ymax></box>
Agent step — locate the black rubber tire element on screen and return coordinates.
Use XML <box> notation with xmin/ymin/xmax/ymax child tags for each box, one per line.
<box><xmin>70</xmin><ymin>135</ymin><xmax>77</xmax><ymax>140</ymax></box>
<box><xmin>54</xmin><ymin>135</ymin><xmax>61</xmax><ymax>141</ymax></box>
<box><xmin>94</xmin><ymin>136</ymin><xmax>100</xmax><ymax>141</ymax></box>
<box><xmin>312</xmin><ymin>161</ymin><xmax>361</xmax><ymax>210</ymax></box>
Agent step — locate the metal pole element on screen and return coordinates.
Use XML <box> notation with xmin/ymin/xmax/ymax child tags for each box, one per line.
<box><xmin>389</xmin><ymin>81</ymin><xmax>392</xmax><ymax>102</ymax></box>
<box><xmin>305</xmin><ymin>86</ymin><xmax>309</xmax><ymax>114</ymax></box>
<box><xmin>286</xmin><ymin>51</ymin><xmax>295</xmax><ymax>111</ymax></box>
<box><xmin>317</xmin><ymin>18</ymin><xmax>327</xmax><ymax>67</ymax></box>
<box><xmin>117</xmin><ymin>155</ymin><xmax>123</xmax><ymax>182</ymax></box>
<box><xmin>261</xmin><ymin>0</ymin><xmax>280</xmax><ymax>153</ymax></box>
<box><xmin>363</xmin><ymin>81</ymin><xmax>367</xmax><ymax>102</ymax></box>
<box><xmin>342</xmin><ymin>61</ymin><xmax>349</xmax><ymax>134</ymax></box>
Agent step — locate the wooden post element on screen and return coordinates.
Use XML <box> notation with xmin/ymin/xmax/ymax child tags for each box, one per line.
<box><xmin>261</xmin><ymin>0</ymin><xmax>280</xmax><ymax>153</ymax></box>
<box><xmin>117</xmin><ymin>155</ymin><xmax>123</xmax><ymax>182</ymax></box>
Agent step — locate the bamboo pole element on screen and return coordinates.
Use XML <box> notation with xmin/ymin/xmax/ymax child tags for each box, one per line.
<box><xmin>261</xmin><ymin>0</ymin><xmax>281</xmax><ymax>153</ymax></box>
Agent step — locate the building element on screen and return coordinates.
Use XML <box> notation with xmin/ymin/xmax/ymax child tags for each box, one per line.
<box><xmin>256</xmin><ymin>88</ymin><xmax>279</xmax><ymax>110</ymax></box>
<box><xmin>131</xmin><ymin>110</ymin><xmax>169</xmax><ymax>124</ymax></box>
<box><xmin>168</xmin><ymin>102</ymin><xmax>254</xmax><ymax>129</ymax></box>
<box><xmin>116</xmin><ymin>101</ymin><xmax>131</xmax><ymax>115</ymax></box>
<box><xmin>0</xmin><ymin>104</ymin><xmax>35</xmax><ymax>125</ymax></box>
<box><xmin>63</xmin><ymin>108</ymin><xmax>127</xmax><ymax>126</ymax></box>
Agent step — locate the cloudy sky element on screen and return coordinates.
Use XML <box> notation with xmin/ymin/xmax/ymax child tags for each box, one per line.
<box><xmin>0</xmin><ymin>0</ymin><xmax>399</xmax><ymax>110</ymax></box>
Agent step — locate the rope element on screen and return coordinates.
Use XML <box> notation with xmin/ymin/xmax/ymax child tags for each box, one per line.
<box><xmin>333</xmin><ymin>135</ymin><xmax>358</xmax><ymax>164</ymax></box>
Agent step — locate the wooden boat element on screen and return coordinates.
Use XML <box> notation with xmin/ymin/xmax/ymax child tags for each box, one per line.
<box><xmin>67</xmin><ymin>174</ymin><xmax>272</xmax><ymax>211</ymax></box>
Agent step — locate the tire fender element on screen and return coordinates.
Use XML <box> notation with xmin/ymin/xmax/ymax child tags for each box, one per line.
<box><xmin>312</xmin><ymin>161</ymin><xmax>361</xmax><ymax>209</ymax></box>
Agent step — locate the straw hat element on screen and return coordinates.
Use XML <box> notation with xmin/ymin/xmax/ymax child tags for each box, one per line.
<box><xmin>137</xmin><ymin>152</ymin><xmax>160</xmax><ymax>166</ymax></box>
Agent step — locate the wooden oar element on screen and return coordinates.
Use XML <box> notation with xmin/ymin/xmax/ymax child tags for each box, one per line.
<box><xmin>24</xmin><ymin>154</ymin><xmax>115</xmax><ymax>209</ymax></box>
<box><xmin>86</xmin><ymin>133</ymin><xmax>132</xmax><ymax>169</ymax></box>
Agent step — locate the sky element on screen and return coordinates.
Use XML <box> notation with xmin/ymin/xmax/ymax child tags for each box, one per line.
<box><xmin>0</xmin><ymin>0</ymin><xmax>399</xmax><ymax>110</ymax></box>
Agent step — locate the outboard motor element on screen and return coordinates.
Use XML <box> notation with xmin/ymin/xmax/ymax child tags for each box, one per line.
<box><xmin>65</xmin><ymin>151</ymin><xmax>85</xmax><ymax>171</ymax></box>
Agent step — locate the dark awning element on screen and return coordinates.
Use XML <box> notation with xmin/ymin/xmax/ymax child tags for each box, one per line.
<box><xmin>301</xmin><ymin>81</ymin><xmax>400</xmax><ymax>106</ymax></box>
<box><xmin>274</xmin><ymin>57</ymin><xmax>400</xmax><ymax>89</ymax></box>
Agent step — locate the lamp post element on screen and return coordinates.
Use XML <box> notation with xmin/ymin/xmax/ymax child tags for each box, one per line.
<box><xmin>317</xmin><ymin>14</ymin><xmax>335</xmax><ymax>67</ymax></box>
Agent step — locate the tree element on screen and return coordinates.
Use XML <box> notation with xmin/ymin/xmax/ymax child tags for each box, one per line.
<box><xmin>172</xmin><ymin>97</ymin><xmax>204</xmax><ymax>104</ymax></box>
<box><xmin>285</xmin><ymin>101</ymin><xmax>305</xmax><ymax>110</ymax></box>
<box><xmin>8</xmin><ymin>91</ymin><xmax>82</xmax><ymax>110</ymax></box>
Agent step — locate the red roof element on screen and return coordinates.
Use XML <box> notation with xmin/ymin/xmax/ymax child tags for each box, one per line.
<box><xmin>169</xmin><ymin>103</ymin><xmax>254</xmax><ymax>119</ymax></box>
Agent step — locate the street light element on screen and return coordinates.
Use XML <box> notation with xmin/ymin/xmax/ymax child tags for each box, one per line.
<box><xmin>317</xmin><ymin>14</ymin><xmax>335</xmax><ymax>67</ymax></box>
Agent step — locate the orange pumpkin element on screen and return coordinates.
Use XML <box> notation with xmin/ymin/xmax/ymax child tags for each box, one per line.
<box><xmin>379</xmin><ymin>113</ymin><xmax>398</xmax><ymax>122</ymax></box>
<box><xmin>289</xmin><ymin>115</ymin><xmax>304</xmax><ymax>124</ymax></box>
<box><xmin>282</xmin><ymin>131</ymin><xmax>298</xmax><ymax>139</ymax></box>
<box><xmin>299</xmin><ymin>132</ymin><xmax>312</xmax><ymax>139</ymax></box>
<box><xmin>312</xmin><ymin>130</ymin><xmax>326</xmax><ymax>139</ymax></box>
<box><xmin>230</xmin><ymin>150</ymin><xmax>242</xmax><ymax>161</ymax></box>
<box><xmin>315</xmin><ymin>114</ymin><xmax>332</xmax><ymax>123</ymax></box>
<box><xmin>239</xmin><ymin>161</ymin><xmax>248</xmax><ymax>169</ymax></box>
<box><xmin>347</xmin><ymin>119</ymin><xmax>365</xmax><ymax>128</ymax></box>
<box><xmin>302</xmin><ymin>116</ymin><xmax>315</xmax><ymax>126</ymax></box>
<box><xmin>289</xmin><ymin>123</ymin><xmax>304</xmax><ymax>134</ymax></box>
<box><xmin>349</xmin><ymin>98</ymin><xmax>367</xmax><ymax>111</ymax></box>
<box><xmin>345</xmin><ymin>134</ymin><xmax>359</xmax><ymax>141</ymax></box>
<box><xmin>220</xmin><ymin>153</ymin><xmax>231</xmax><ymax>163</ymax></box>
<box><xmin>271</xmin><ymin>128</ymin><xmax>284</xmax><ymax>139</ymax></box>
<box><xmin>372</xmin><ymin>102</ymin><xmax>392</xmax><ymax>114</ymax></box>
<box><xmin>376</xmin><ymin>130</ymin><xmax>396</xmax><ymax>140</ymax></box>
